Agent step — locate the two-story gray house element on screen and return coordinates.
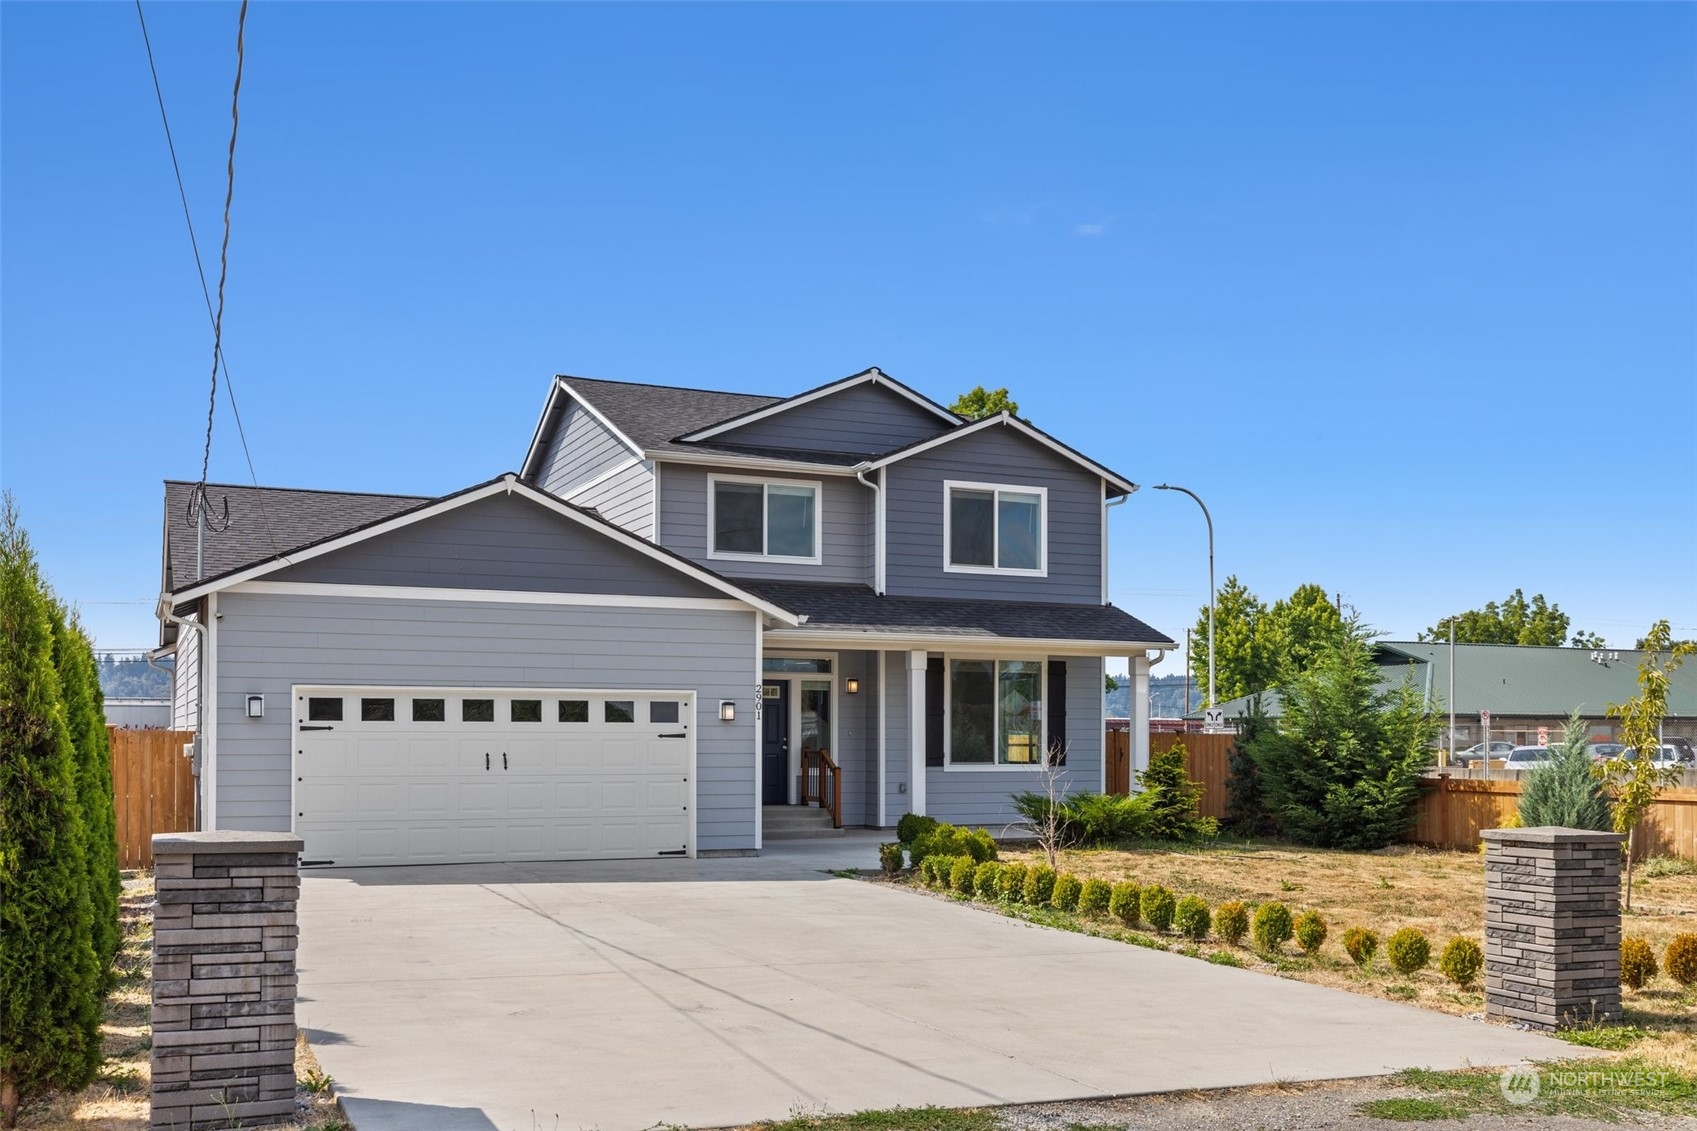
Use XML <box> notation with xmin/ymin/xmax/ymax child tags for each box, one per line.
<box><xmin>157</xmin><ymin>368</ymin><xmax>1174</xmax><ymax>865</ymax></box>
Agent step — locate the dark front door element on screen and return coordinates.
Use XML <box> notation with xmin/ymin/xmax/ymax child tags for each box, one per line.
<box><xmin>762</xmin><ymin>680</ymin><xmax>789</xmax><ymax>805</ymax></box>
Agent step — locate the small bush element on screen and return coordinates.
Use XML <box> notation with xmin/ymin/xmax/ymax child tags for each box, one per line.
<box><xmin>1023</xmin><ymin>865</ymin><xmax>1056</xmax><ymax>907</ymax></box>
<box><xmin>1108</xmin><ymin>881</ymin><xmax>1141</xmax><ymax>927</ymax></box>
<box><xmin>1140</xmin><ymin>884</ymin><xmax>1176</xmax><ymax>933</ymax></box>
<box><xmin>1077</xmin><ymin>878</ymin><xmax>1112</xmax><ymax>916</ymax></box>
<box><xmin>1665</xmin><ymin>934</ymin><xmax>1697</xmax><ymax>988</ymax></box>
<box><xmin>878</xmin><ymin>843</ymin><xmax>904</xmax><ymax>876</ymax></box>
<box><xmin>973</xmin><ymin>861</ymin><xmax>1002</xmax><ymax>900</ymax></box>
<box><xmin>1439</xmin><ymin>937</ymin><xmax>1484</xmax><ymax>988</ymax></box>
<box><xmin>949</xmin><ymin>857</ymin><xmax>976</xmax><ymax>895</ymax></box>
<box><xmin>1252</xmin><ymin>901</ymin><xmax>1294</xmax><ymax>954</ymax></box>
<box><xmin>1293</xmin><ymin>910</ymin><xmax>1327</xmax><ymax>956</ymax></box>
<box><xmin>917</xmin><ymin>857</ymin><xmax>939</xmax><ymax>887</ymax></box>
<box><xmin>1208</xmin><ymin>901</ymin><xmax>1247</xmax><ymax>946</ymax></box>
<box><xmin>1386</xmin><ymin>928</ymin><xmax>1431</xmax><ymax>976</ymax></box>
<box><xmin>910</xmin><ymin>823</ymin><xmax>998</xmax><ymax>869</ymax></box>
<box><xmin>997</xmin><ymin>862</ymin><xmax>1028</xmax><ymax>902</ymax></box>
<box><xmin>897</xmin><ymin>813</ymin><xmax>938</xmax><ymax>846</ymax></box>
<box><xmin>1343</xmin><ymin>926</ymin><xmax>1379</xmax><ymax>969</ymax></box>
<box><xmin>1173</xmin><ymin>896</ymin><xmax>1211</xmax><ymax>941</ymax></box>
<box><xmin>1051</xmin><ymin>873</ymin><xmax>1083</xmax><ymax>912</ymax></box>
<box><xmin>1067</xmin><ymin>792</ymin><xmax>1154</xmax><ymax>844</ymax></box>
<box><xmin>1621</xmin><ymin>938</ymin><xmax>1658</xmax><ymax>990</ymax></box>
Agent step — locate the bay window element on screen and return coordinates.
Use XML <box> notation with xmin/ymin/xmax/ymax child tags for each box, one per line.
<box><xmin>947</xmin><ymin>658</ymin><xmax>1044</xmax><ymax>766</ymax></box>
<box><xmin>710</xmin><ymin>476</ymin><xmax>820</xmax><ymax>562</ymax></box>
<box><xmin>945</xmin><ymin>481</ymin><xmax>1045</xmax><ymax>574</ymax></box>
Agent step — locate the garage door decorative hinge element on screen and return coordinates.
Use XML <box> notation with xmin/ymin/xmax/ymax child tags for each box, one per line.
<box><xmin>298</xmin><ymin>724</ymin><xmax>334</xmax><ymax>732</ymax></box>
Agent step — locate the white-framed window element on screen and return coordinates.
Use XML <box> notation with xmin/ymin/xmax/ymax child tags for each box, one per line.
<box><xmin>943</xmin><ymin>480</ymin><xmax>1046</xmax><ymax>575</ymax></box>
<box><xmin>708</xmin><ymin>475</ymin><xmax>821</xmax><ymax>563</ymax></box>
<box><xmin>945</xmin><ymin>657</ymin><xmax>1045</xmax><ymax>768</ymax></box>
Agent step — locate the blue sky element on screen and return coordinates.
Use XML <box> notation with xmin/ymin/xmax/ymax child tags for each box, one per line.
<box><xmin>3</xmin><ymin>2</ymin><xmax>1693</xmax><ymax>663</ymax></box>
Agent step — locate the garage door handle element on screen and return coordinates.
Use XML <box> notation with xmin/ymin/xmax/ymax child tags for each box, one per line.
<box><xmin>485</xmin><ymin>752</ymin><xmax>490</xmax><ymax>771</ymax></box>
<box><xmin>658</xmin><ymin>732</ymin><xmax>687</xmax><ymax>739</ymax></box>
<box><xmin>299</xmin><ymin>725</ymin><xmax>334</xmax><ymax>732</ymax></box>
<box><xmin>502</xmin><ymin>752</ymin><xmax>508</xmax><ymax>770</ymax></box>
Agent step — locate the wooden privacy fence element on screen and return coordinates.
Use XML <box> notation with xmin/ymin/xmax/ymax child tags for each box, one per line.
<box><xmin>1411</xmin><ymin>775</ymin><xmax>1697</xmax><ymax>861</ymax></box>
<box><xmin>110</xmin><ymin>726</ymin><xmax>196</xmax><ymax>868</ymax></box>
<box><xmin>1105</xmin><ymin>730</ymin><xmax>1234</xmax><ymax>820</ymax></box>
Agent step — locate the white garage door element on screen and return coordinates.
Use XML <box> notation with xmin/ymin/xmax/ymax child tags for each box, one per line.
<box><xmin>292</xmin><ymin>687</ymin><xmax>693</xmax><ymax>866</ymax></box>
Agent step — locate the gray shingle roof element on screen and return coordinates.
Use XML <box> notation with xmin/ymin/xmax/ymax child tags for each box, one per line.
<box><xmin>742</xmin><ymin>581</ymin><xmax>1175</xmax><ymax>646</ymax></box>
<box><xmin>556</xmin><ymin>376</ymin><xmax>781</xmax><ymax>454</ymax></box>
<box><xmin>163</xmin><ymin>480</ymin><xmax>428</xmax><ymax>593</ymax></box>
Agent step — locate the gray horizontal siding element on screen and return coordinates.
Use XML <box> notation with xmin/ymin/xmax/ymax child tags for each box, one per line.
<box><xmin>658</xmin><ymin>462</ymin><xmax>871</xmax><ymax>584</ymax></box>
<box><xmin>568</xmin><ymin>460</ymin><xmax>655</xmax><ymax>540</ymax></box>
<box><xmin>925</xmin><ymin>655</ymin><xmax>1104</xmax><ymax>829</ymax></box>
<box><xmin>536</xmin><ymin>400</ymin><xmax>639</xmax><ymax>496</ymax></box>
<box><xmin>833</xmin><ymin>650</ymin><xmax>874</xmax><ymax>827</ymax></box>
<box><xmin>212</xmin><ymin>592</ymin><xmax>759</xmax><ymax>852</ymax></box>
<box><xmin>272</xmin><ymin>493</ymin><xmax>711</xmax><ymax>599</ymax></box>
<box><xmin>884</xmin><ymin>425</ymin><xmax>1103</xmax><ymax>603</ymax></box>
<box><xmin>712</xmin><ymin>382</ymin><xmax>954</xmax><ymax>456</ymax></box>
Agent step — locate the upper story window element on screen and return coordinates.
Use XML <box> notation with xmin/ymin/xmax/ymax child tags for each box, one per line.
<box><xmin>709</xmin><ymin>475</ymin><xmax>820</xmax><ymax>563</ymax></box>
<box><xmin>944</xmin><ymin>481</ymin><xmax>1046</xmax><ymax>575</ymax></box>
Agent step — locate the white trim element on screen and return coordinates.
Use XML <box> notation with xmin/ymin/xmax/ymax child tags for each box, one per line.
<box><xmin>762</xmin><ymin>629</ymin><xmax>1173</xmax><ymax>655</ymax></box>
<box><xmin>940</xmin><ymin>654</ymin><xmax>1048</xmax><ymax>772</ymax></box>
<box><xmin>555</xmin><ymin>379</ymin><xmax>646</xmax><ymax>458</ymax></box>
<box><xmin>519</xmin><ymin>377</ymin><xmax>566</xmax><ymax>482</ymax></box>
<box><xmin>753</xmin><ymin>612</ymin><xmax>763</xmax><ymax>851</ymax></box>
<box><xmin>205</xmin><ymin>591</ymin><xmax>219</xmax><ymax>829</ymax></box>
<box><xmin>1132</xmin><ymin>654</ymin><xmax>1152</xmax><ymax>781</ymax></box>
<box><xmin>856</xmin><ymin>411</ymin><xmax>1138</xmax><ymax>495</ymax></box>
<box><xmin>228</xmin><ymin>580</ymin><xmax>753</xmax><ymax>612</ymax></box>
<box><xmin>651</xmin><ymin>451</ymin><xmax>860</xmax><ymax>476</ymax></box>
<box><xmin>649</xmin><ymin>460</ymin><xmax>662</xmax><ymax>542</ymax></box>
<box><xmin>907</xmin><ymin>649</ymin><xmax>927</xmax><ymax>816</ymax></box>
<box><xmin>679</xmin><ymin>369</ymin><xmax>961</xmax><ymax>442</ymax></box>
<box><xmin>562</xmin><ymin>456</ymin><xmax>645</xmax><ymax>502</ymax></box>
<box><xmin>942</xmin><ymin>479</ymin><xmax>1048</xmax><ymax>577</ymax></box>
<box><xmin>876</xmin><ymin>649</ymin><xmax>887</xmax><ymax>827</ymax></box>
<box><xmin>167</xmin><ymin>475</ymin><xmax>801</xmax><ymax>625</ymax></box>
<box><xmin>706</xmin><ymin>473</ymin><xmax>823</xmax><ymax>566</ymax></box>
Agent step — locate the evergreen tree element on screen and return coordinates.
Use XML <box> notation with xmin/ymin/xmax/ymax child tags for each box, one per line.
<box><xmin>1224</xmin><ymin>696</ymin><xmax>1276</xmax><ymax>836</ymax></box>
<box><xmin>51</xmin><ymin>604</ymin><xmax>121</xmax><ymax>981</ymax></box>
<box><xmin>1243</xmin><ymin>618</ymin><xmax>1440</xmax><ymax>849</ymax></box>
<box><xmin>0</xmin><ymin>496</ymin><xmax>103</xmax><ymax>1125</ymax></box>
<box><xmin>1136</xmin><ymin>742</ymin><xmax>1216</xmax><ymax>842</ymax></box>
<box><xmin>1517</xmin><ymin>711</ymin><xmax>1611</xmax><ymax>831</ymax></box>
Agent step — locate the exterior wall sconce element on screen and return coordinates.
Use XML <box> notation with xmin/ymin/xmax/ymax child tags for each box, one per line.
<box><xmin>845</xmin><ymin>678</ymin><xmax>860</xmax><ymax>694</ymax></box>
<box><xmin>245</xmin><ymin>694</ymin><xmax>265</xmax><ymax>719</ymax></box>
<box><xmin>719</xmin><ymin>700</ymin><xmax>737</xmax><ymax>722</ymax></box>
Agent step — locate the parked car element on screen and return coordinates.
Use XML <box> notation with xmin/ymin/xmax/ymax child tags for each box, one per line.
<box><xmin>1452</xmin><ymin>741</ymin><xmax>1516</xmax><ymax>766</ymax></box>
<box><xmin>1502</xmin><ymin>746</ymin><xmax>1555</xmax><ymax>772</ymax></box>
<box><xmin>1589</xmin><ymin>742</ymin><xmax>1627</xmax><ymax>762</ymax></box>
<box><xmin>1591</xmin><ymin>743</ymin><xmax>1691</xmax><ymax>767</ymax></box>
<box><xmin>1664</xmin><ymin>736</ymin><xmax>1696</xmax><ymax>762</ymax></box>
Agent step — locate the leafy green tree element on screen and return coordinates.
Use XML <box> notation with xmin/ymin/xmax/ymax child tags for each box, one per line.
<box><xmin>1243</xmin><ymin>618</ymin><xmax>1440</xmax><ymax>849</ymax></box>
<box><xmin>1600</xmin><ymin>621</ymin><xmax>1694</xmax><ymax>910</ymax></box>
<box><xmin>1189</xmin><ymin>575</ymin><xmax>1274</xmax><ymax>705</ymax></box>
<box><xmin>949</xmin><ymin>385</ymin><xmax>1019</xmax><ymax>420</ymax></box>
<box><xmin>1571</xmin><ymin>630</ymin><xmax>1607</xmax><ymax>650</ymax></box>
<box><xmin>1635</xmin><ymin>634</ymin><xmax>1695</xmax><ymax>651</ymax></box>
<box><xmin>1517</xmin><ymin>711</ymin><xmax>1611</xmax><ymax>831</ymax></box>
<box><xmin>50</xmin><ymin>604</ymin><xmax>120</xmax><ymax>981</ymax></box>
<box><xmin>1263</xmin><ymin>583</ymin><xmax>1347</xmax><ymax>681</ymax></box>
<box><xmin>0</xmin><ymin>497</ymin><xmax>103</xmax><ymax>1125</ymax></box>
<box><xmin>1420</xmin><ymin>589</ymin><xmax>1596</xmax><ymax>647</ymax></box>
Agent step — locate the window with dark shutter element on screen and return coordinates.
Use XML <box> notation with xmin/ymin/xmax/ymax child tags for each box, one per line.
<box><xmin>925</xmin><ymin>657</ymin><xmax>945</xmax><ymax>767</ymax></box>
<box><xmin>1046</xmin><ymin>660</ymin><xmax>1068</xmax><ymax>765</ymax></box>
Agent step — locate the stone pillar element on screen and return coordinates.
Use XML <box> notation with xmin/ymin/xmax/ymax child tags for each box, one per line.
<box><xmin>1482</xmin><ymin>826</ymin><xmax>1624</xmax><ymax>1031</ymax></box>
<box><xmin>150</xmin><ymin>831</ymin><xmax>303</xmax><ymax>1130</ymax></box>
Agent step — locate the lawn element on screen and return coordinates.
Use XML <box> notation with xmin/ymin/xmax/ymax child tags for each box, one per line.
<box><xmin>895</xmin><ymin>839</ymin><xmax>1697</xmax><ymax>1075</ymax></box>
<box><xmin>17</xmin><ymin>871</ymin><xmax>345</xmax><ymax>1131</ymax></box>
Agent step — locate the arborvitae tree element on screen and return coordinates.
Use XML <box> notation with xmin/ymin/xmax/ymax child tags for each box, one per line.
<box><xmin>0</xmin><ymin>497</ymin><xmax>103</xmax><ymax>1125</ymax></box>
<box><xmin>51</xmin><ymin>603</ymin><xmax>121</xmax><ymax>980</ymax></box>
<box><xmin>1517</xmin><ymin>711</ymin><xmax>1612</xmax><ymax>831</ymax></box>
<box><xmin>1135</xmin><ymin>742</ymin><xmax>1216</xmax><ymax>842</ymax></box>
<box><xmin>1224</xmin><ymin>696</ymin><xmax>1276</xmax><ymax>836</ymax></box>
<box><xmin>1244</xmin><ymin>618</ymin><xmax>1440</xmax><ymax>849</ymax></box>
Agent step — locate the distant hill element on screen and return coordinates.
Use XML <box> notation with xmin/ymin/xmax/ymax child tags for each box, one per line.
<box><xmin>97</xmin><ymin>655</ymin><xmax>173</xmax><ymax>699</ymax></box>
<box><xmin>1106</xmin><ymin>673</ymin><xmax>1197</xmax><ymax>719</ymax></box>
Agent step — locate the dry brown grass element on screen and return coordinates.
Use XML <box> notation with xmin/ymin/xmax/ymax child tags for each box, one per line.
<box><xmin>996</xmin><ymin>840</ymin><xmax>1697</xmax><ymax>1071</ymax></box>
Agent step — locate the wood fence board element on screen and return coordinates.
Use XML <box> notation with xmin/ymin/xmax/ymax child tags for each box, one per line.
<box><xmin>108</xmin><ymin>727</ymin><xmax>197</xmax><ymax>868</ymax></box>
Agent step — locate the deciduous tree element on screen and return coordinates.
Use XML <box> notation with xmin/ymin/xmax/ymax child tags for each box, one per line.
<box><xmin>948</xmin><ymin>385</ymin><xmax>1019</xmax><ymax>420</ymax></box>
<box><xmin>1420</xmin><ymin>589</ymin><xmax>1596</xmax><ymax>647</ymax></box>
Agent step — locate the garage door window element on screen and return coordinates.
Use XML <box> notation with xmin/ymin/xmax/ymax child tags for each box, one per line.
<box><xmin>412</xmin><ymin>698</ymin><xmax>446</xmax><ymax>722</ymax></box>
<box><xmin>307</xmin><ymin>697</ymin><xmax>342</xmax><ymax>721</ymax></box>
<box><xmin>559</xmin><ymin>699</ymin><xmax>589</xmax><ymax>723</ymax></box>
<box><xmin>361</xmin><ymin>698</ymin><xmax>396</xmax><ymax>722</ymax></box>
<box><xmin>605</xmin><ymin>701</ymin><xmax>635</xmax><ymax>724</ymax></box>
<box><xmin>649</xmin><ymin>701</ymin><xmax>680</xmax><ymax>724</ymax></box>
<box><xmin>462</xmin><ymin>698</ymin><xmax>495</xmax><ymax>722</ymax></box>
<box><xmin>511</xmin><ymin>699</ymin><xmax>542</xmax><ymax>723</ymax></box>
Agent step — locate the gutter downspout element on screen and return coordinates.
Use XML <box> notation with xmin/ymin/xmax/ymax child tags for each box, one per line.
<box><xmin>855</xmin><ymin>466</ymin><xmax>884</xmax><ymax>596</ymax></box>
<box><xmin>158</xmin><ymin>594</ymin><xmax>208</xmax><ymax>829</ymax></box>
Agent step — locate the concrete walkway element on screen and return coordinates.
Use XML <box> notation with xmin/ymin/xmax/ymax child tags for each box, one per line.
<box><xmin>298</xmin><ymin>836</ymin><xmax>1572</xmax><ymax>1131</ymax></box>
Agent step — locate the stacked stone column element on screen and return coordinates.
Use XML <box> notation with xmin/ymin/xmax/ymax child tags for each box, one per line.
<box><xmin>150</xmin><ymin>831</ymin><xmax>303</xmax><ymax>1130</ymax></box>
<box><xmin>1482</xmin><ymin>826</ymin><xmax>1623</xmax><ymax>1031</ymax></box>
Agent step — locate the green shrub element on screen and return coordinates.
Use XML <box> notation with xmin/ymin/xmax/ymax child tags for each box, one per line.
<box><xmin>1342</xmin><ymin>926</ymin><xmax>1379</xmax><ymax>969</ymax></box>
<box><xmin>879</xmin><ymin>843</ymin><xmax>904</xmax><ymax>876</ymax></box>
<box><xmin>949</xmin><ymin>857</ymin><xmax>976</xmax><ymax>894</ymax></box>
<box><xmin>897</xmin><ymin>813</ymin><xmax>938</xmax><ymax>846</ymax></box>
<box><xmin>910</xmin><ymin>823</ymin><xmax>998</xmax><ymax>870</ymax></box>
<box><xmin>1666</xmin><ymin>934</ymin><xmax>1697</xmax><ymax>988</ymax></box>
<box><xmin>1252</xmin><ymin>901</ymin><xmax>1294</xmax><ymax>954</ymax></box>
<box><xmin>1438</xmin><ymin>937</ymin><xmax>1484</xmax><ymax>988</ymax></box>
<box><xmin>1108</xmin><ymin>881</ymin><xmax>1142</xmax><ymax>926</ymax></box>
<box><xmin>1621</xmin><ymin>938</ymin><xmax>1658</xmax><ymax>990</ymax></box>
<box><xmin>973</xmin><ymin>861</ymin><xmax>1002</xmax><ymax>900</ymax></box>
<box><xmin>1517</xmin><ymin>712</ymin><xmax>1612</xmax><ymax>831</ymax></box>
<box><xmin>1077</xmin><ymin>878</ymin><xmax>1112</xmax><ymax>916</ymax></box>
<box><xmin>1140</xmin><ymin>884</ymin><xmax>1176</xmax><ymax>933</ymax></box>
<box><xmin>1023</xmin><ymin>865</ymin><xmax>1056</xmax><ymax>907</ymax></box>
<box><xmin>51</xmin><ymin>605</ymin><xmax>120</xmax><ymax>981</ymax></box>
<box><xmin>1135</xmin><ymin>743</ymin><xmax>1219</xmax><ymax>842</ymax></box>
<box><xmin>997</xmin><ymin>862</ymin><xmax>1028</xmax><ymax>902</ymax></box>
<box><xmin>1173</xmin><ymin>896</ymin><xmax>1211</xmax><ymax>941</ymax></box>
<box><xmin>1214</xmin><ymin>901</ymin><xmax>1250</xmax><ymax>946</ymax></box>
<box><xmin>1066</xmin><ymin>792</ymin><xmax>1154</xmax><ymax>844</ymax></box>
<box><xmin>1051</xmin><ymin>873</ymin><xmax>1083</xmax><ymax>912</ymax></box>
<box><xmin>1386</xmin><ymin>928</ymin><xmax>1430</xmax><ymax>976</ymax></box>
<box><xmin>1293</xmin><ymin>910</ymin><xmax>1327</xmax><ymax>956</ymax></box>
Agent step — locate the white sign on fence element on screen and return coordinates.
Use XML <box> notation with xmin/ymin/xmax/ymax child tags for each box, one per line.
<box><xmin>1203</xmin><ymin>708</ymin><xmax>1227</xmax><ymax>733</ymax></box>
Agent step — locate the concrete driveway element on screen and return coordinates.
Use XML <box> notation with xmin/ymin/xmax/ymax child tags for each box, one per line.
<box><xmin>298</xmin><ymin>835</ymin><xmax>1572</xmax><ymax>1131</ymax></box>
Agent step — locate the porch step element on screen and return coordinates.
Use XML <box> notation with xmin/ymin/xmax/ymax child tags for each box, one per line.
<box><xmin>762</xmin><ymin>805</ymin><xmax>846</xmax><ymax>839</ymax></box>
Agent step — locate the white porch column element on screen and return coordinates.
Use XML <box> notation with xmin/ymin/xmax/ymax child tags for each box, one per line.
<box><xmin>907</xmin><ymin>649</ymin><xmax>927</xmax><ymax>816</ymax></box>
<box><xmin>1131</xmin><ymin>652</ymin><xmax>1151</xmax><ymax>782</ymax></box>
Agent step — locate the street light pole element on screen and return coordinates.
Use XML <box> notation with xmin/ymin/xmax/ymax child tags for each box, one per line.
<box><xmin>1154</xmin><ymin>484</ymin><xmax>1215</xmax><ymax>709</ymax></box>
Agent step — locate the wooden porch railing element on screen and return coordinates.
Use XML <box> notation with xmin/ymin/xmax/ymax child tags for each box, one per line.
<box><xmin>801</xmin><ymin>748</ymin><xmax>842</xmax><ymax>828</ymax></box>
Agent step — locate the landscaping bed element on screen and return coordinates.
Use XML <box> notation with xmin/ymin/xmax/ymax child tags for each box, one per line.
<box><xmin>16</xmin><ymin>871</ymin><xmax>345</xmax><ymax>1131</ymax></box>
